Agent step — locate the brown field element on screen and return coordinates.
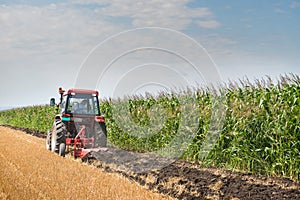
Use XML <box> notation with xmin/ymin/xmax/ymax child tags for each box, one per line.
<box><xmin>0</xmin><ymin>127</ymin><xmax>172</xmax><ymax>200</ymax></box>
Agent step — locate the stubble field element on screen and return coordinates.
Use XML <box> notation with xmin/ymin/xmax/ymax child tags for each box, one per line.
<box><xmin>0</xmin><ymin>126</ymin><xmax>171</xmax><ymax>200</ymax></box>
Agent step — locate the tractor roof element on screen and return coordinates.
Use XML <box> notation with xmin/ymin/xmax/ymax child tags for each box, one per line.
<box><xmin>65</xmin><ymin>88</ymin><xmax>99</xmax><ymax>96</ymax></box>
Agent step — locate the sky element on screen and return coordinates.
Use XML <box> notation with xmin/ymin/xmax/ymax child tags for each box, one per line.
<box><xmin>0</xmin><ymin>0</ymin><xmax>300</xmax><ymax>108</ymax></box>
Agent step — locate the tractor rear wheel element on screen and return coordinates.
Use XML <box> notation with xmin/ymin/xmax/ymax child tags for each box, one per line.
<box><xmin>51</xmin><ymin>120</ymin><xmax>66</xmax><ymax>157</ymax></box>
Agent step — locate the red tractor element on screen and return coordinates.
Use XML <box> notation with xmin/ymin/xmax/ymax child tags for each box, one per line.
<box><xmin>46</xmin><ymin>87</ymin><xmax>107</xmax><ymax>158</ymax></box>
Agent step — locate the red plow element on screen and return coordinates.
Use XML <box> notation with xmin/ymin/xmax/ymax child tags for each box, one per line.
<box><xmin>66</xmin><ymin>125</ymin><xmax>107</xmax><ymax>158</ymax></box>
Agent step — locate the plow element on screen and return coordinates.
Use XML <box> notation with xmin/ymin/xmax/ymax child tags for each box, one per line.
<box><xmin>65</xmin><ymin>125</ymin><xmax>108</xmax><ymax>158</ymax></box>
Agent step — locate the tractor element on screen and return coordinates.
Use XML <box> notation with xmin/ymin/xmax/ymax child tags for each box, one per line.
<box><xmin>46</xmin><ymin>87</ymin><xmax>107</xmax><ymax>158</ymax></box>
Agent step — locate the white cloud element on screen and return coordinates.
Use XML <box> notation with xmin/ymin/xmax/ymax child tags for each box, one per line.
<box><xmin>0</xmin><ymin>1</ymin><xmax>221</xmax><ymax>60</ymax></box>
<box><xmin>290</xmin><ymin>1</ymin><xmax>300</xmax><ymax>8</ymax></box>
<box><xmin>245</xmin><ymin>24</ymin><xmax>253</xmax><ymax>29</ymax></box>
<box><xmin>196</xmin><ymin>20</ymin><xmax>220</xmax><ymax>29</ymax></box>
<box><xmin>274</xmin><ymin>8</ymin><xmax>286</xmax><ymax>13</ymax></box>
<box><xmin>70</xmin><ymin>0</ymin><xmax>218</xmax><ymax>30</ymax></box>
<box><xmin>0</xmin><ymin>4</ymin><xmax>120</xmax><ymax>60</ymax></box>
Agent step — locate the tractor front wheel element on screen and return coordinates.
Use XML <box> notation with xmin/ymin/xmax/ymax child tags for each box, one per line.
<box><xmin>58</xmin><ymin>143</ymin><xmax>66</xmax><ymax>157</ymax></box>
<box><xmin>46</xmin><ymin>130</ymin><xmax>52</xmax><ymax>150</ymax></box>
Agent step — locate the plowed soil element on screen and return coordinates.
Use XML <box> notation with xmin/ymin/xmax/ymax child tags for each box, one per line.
<box><xmin>90</xmin><ymin>152</ymin><xmax>300</xmax><ymax>200</ymax></box>
<box><xmin>3</xmin><ymin>125</ymin><xmax>300</xmax><ymax>200</ymax></box>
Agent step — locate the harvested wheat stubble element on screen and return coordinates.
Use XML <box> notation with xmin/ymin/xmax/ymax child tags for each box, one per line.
<box><xmin>0</xmin><ymin>127</ymin><xmax>172</xmax><ymax>200</ymax></box>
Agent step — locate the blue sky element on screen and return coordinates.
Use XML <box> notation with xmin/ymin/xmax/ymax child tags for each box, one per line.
<box><xmin>0</xmin><ymin>0</ymin><xmax>299</xmax><ymax>107</ymax></box>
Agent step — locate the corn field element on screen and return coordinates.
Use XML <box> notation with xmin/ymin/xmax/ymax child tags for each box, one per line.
<box><xmin>0</xmin><ymin>74</ymin><xmax>299</xmax><ymax>182</ymax></box>
<box><xmin>0</xmin><ymin>105</ymin><xmax>56</xmax><ymax>132</ymax></box>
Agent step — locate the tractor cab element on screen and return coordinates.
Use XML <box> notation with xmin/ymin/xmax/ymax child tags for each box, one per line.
<box><xmin>60</xmin><ymin>89</ymin><xmax>100</xmax><ymax>116</ymax></box>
